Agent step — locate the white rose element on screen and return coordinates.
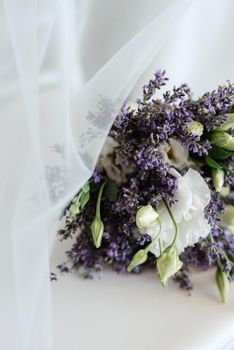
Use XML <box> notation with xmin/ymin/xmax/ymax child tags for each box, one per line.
<box><xmin>141</xmin><ymin>168</ymin><xmax>211</xmax><ymax>256</ymax></box>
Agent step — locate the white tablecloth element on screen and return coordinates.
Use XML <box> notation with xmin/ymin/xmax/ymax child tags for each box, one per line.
<box><xmin>52</xmin><ymin>240</ymin><xmax>234</xmax><ymax>350</ymax></box>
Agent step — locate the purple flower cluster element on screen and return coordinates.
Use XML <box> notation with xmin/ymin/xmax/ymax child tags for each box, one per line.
<box><xmin>58</xmin><ymin>70</ymin><xmax>234</xmax><ymax>292</ymax></box>
<box><xmin>194</xmin><ymin>84</ymin><xmax>234</xmax><ymax>130</ymax></box>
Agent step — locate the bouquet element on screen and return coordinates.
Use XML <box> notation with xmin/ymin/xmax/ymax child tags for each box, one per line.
<box><xmin>57</xmin><ymin>70</ymin><xmax>234</xmax><ymax>302</ymax></box>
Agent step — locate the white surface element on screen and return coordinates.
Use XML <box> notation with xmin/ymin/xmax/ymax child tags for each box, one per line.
<box><xmin>52</xmin><ymin>241</ymin><xmax>234</xmax><ymax>350</ymax></box>
<box><xmin>2</xmin><ymin>0</ymin><xmax>234</xmax><ymax>349</ymax></box>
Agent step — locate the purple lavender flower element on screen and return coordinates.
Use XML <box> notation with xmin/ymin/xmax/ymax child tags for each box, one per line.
<box><xmin>92</xmin><ymin>168</ymin><xmax>102</xmax><ymax>183</ymax></box>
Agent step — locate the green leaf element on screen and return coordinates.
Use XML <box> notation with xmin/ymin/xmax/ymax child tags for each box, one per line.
<box><xmin>226</xmin><ymin>253</ymin><xmax>234</xmax><ymax>264</ymax></box>
<box><xmin>105</xmin><ymin>179</ymin><xmax>118</xmax><ymax>202</ymax></box>
<box><xmin>208</xmin><ymin>145</ymin><xmax>234</xmax><ymax>160</ymax></box>
<box><xmin>69</xmin><ymin>181</ymin><xmax>91</xmax><ymax>219</ymax></box>
<box><xmin>205</xmin><ymin>156</ymin><xmax>234</xmax><ymax>176</ymax></box>
<box><xmin>69</xmin><ymin>203</ymin><xmax>80</xmax><ymax>218</ymax></box>
<box><xmin>205</xmin><ymin>156</ymin><xmax>223</xmax><ymax>169</ymax></box>
<box><xmin>80</xmin><ymin>191</ymin><xmax>90</xmax><ymax>209</ymax></box>
<box><xmin>82</xmin><ymin>181</ymin><xmax>90</xmax><ymax>193</ymax></box>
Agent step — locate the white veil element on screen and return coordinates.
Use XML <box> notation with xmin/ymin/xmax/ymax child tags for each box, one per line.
<box><xmin>1</xmin><ymin>0</ymin><xmax>234</xmax><ymax>349</ymax></box>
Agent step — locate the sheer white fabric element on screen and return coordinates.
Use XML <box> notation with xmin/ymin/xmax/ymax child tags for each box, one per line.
<box><xmin>1</xmin><ymin>0</ymin><xmax>234</xmax><ymax>349</ymax></box>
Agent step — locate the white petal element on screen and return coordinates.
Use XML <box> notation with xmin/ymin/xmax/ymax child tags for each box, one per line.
<box><xmin>177</xmin><ymin>209</ymin><xmax>211</xmax><ymax>252</ymax></box>
<box><xmin>149</xmin><ymin>227</ymin><xmax>175</xmax><ymax>257</ymax></box>
<box><xmin>170</xmin><ymin>179</ymin><xmax>192</xmax><ymax>222</ymax></box>
<box><xmin>100</xmin><ymin>136</ymin><xmax>118</xmax><ymax>157</ymax></box>
<box><xmin>169</xmin><ymin>138</ymin><xmax>189</xmax><ymax>167</ymax></box>
<box><xmin>183</xmin><ymin>168</ymin><xmax>211</xmax><ymax>209</ymax></box>
<box><xmin>140</xmin><ymin>168</ymin><xmax>212</xmax><ymax>254</ymax></box>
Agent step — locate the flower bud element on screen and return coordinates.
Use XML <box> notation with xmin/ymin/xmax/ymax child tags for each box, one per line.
<box><xmin>212</xmin><ymin>168</ymin><xmax>225</xmax><ymax>192</ymax></box>
<box><xmin>217</xmin><ymin>113</ymin><xmax>234</xmax><ymax>131</ymax></box>
<box><xmin>216</xmin><ymin>268</ymin><xmax>229</xmax><ymax>303</ymax></box>
<box><xmin>157</xmin><ymin>247</ymin><xmax>183</xmax><ymax>286</ymax></box>
<box><xmin>91</xmin><ymin>217</ymin><xmax>104</xmax><ymax>248</ymax></box>
<box><xmin>211</xmin><ymin>131</ymin><xmax>234</xmax><ymax>151</ymax></box>
<box><xmin>186</xmin><ymin>121</ymin><xmax>204</xmax><ymax>137</ymax></box>
<box><xmin>220</xmin><ymin>205</ymin><xmax>234</xmax><ymax>234</ymax></box>
<box><xmin>127</xmin><ymin>249</ymin><xmax>148</xmax><ymax>272</ymax></box>
<box><xmin>219</xmin><ymin>186</ymin><xmax>230</xmax><ymax>197</ymax></box>
<box><xmin>136</xmin><ymin>205</ymin><xmax>159</xmax><ymax>229</ymax></box>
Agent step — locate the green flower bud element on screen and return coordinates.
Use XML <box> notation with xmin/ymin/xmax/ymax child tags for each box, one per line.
<box><xmin>222</xmin><ymin>204</ymin><xmax>234</xmax><ymax>225</ymax></box>
<box><xmin>127</xmin><ymin>249</ymin><xmax>148</xmax><ymax>272</ymax></box>
<box><xmin>91</xmin><ymin>217</ymin><xmax>104</xmax><ymax>248</ymax></box>
<box><xmin>216</xmin><ymin>268</ymin><xmax>229</xmax><ymax>303</ymax></box>
<box><xmin>136</xmin><ymin>205</ymin><xmax>159</xmax><ymax>229</ymax></box>
<box><xmin>211</xmin><ymin>131</ymin><xmax>234</xmax><ymax>151</ymax></box>
<box><xmin>186</xmin><ymin>121</ymin><xmax>204</xmax><ymax>137</ymax></box>
<box><xmin>220</xmin><ymin>205</ymin><xmax>234</xmax><ymax>234</ymax></box>
<box><xmin>212</xmin><ymin>168</ymin><xmax>225</xmax><ymax>192</ymax></box>
<box><xmin>157</xmin><ymin>247</ymin><xmax>183</xmax><ymax>286</ymax></box>
<box><xmin>219</xmin><ymin>186</ymin><xmax>230</xmax><ymax>197</ymax></box>
<box><xmin>217</xmin><ymin>113</ymin><xmax>234</xmax><ymax>131</ymax></box>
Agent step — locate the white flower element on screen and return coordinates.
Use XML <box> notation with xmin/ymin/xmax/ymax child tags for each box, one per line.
<box><xmin>141</xmin><ymin>168</ymin><xmax>211</xmax><ymax>257</ymax></box>
<box><xmin>98</xmin><ymin>136</ymin><xmax>133</xmax><ymax>184</ymax></box>
<box><xmin>136</xmin><ymin>205</ymin><xmax>159</xmax><ymax>229</ymax></box>
<box><xmin>100</xmin><ymin>136</ymin><xmax>119</xmax><ymax>157</ymax></box>
<box><xmin>159</xmin><ymin>138</ymin><xmax>191</xmax><ymax>169</ymax></box>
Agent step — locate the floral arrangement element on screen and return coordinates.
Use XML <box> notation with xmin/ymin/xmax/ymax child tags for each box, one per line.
<box><xmin>57</xmin><ymin>70</ymin><xmax>234</xmax><ymax>302</ymax></box>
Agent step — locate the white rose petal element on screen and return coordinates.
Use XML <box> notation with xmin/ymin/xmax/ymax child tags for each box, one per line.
<box><xmin>141</xmin><ymin>168</ymin><xmax>211</xmax><ymax>257</ymax></box>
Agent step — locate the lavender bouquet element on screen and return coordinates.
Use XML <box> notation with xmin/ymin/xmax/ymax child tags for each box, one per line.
<box><xmin>58</xmin><ymin>71</ymin><xmax>234</xmax><ymax>302</ymax></box>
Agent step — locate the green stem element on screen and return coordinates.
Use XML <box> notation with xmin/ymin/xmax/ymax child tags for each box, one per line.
<box><xmin>158</xmin><ymin>239</ymin><xmax>162</xmax><ymax>256</ymax></box>
<box><xmin>95</xmin><ymin>181</ymin><xmax>107</xmax><ymax>218</ymax></box>
<box><xmin>145</xmin><ymin>218</ymin><xmax>162</xmax><ymax>252</ymax></box>
<box><xmin>163</xmin><ymin>199</ymin><xmax>179</xmax><ymax>248</ymax></box>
